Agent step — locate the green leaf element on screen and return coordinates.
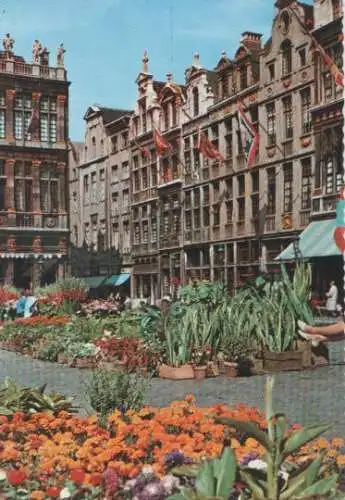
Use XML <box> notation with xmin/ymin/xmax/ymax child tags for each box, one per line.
<box><xmin>294</xmin><ymin>474</ymin><xmax>339</xmax><ymax>499</ymax></box>
<box><xmin>195</xmin><ymin>459</ymin><xmax>216</xmax><ymax>497</ymax></box>
<box><xmin>282</xmin><ymin>422</ymin><xmax>333</xmax><ymax>460</ymax></box>
<box><xmin>171</xmin><ymin>465</ymin><xmax>201</xmax><ymax>478</ymax></box>
<box><xmin>239</xmin><ymin>469</ymin><xmax>266</xmax><ymax>500</ymax></box>
<box><xmin>216</xmin><ymin>417</ymin><xmax>271</xmax><ymax>452</ymax></box>
<box><xmin>214</xmin><ymin>448</ymin><xmax>237</xmax><ymax>498</ymax></box>
<box><xmin>280</xmin><ymin>455</ymin><xmax>324</xmax><ymax>500</ymax></box>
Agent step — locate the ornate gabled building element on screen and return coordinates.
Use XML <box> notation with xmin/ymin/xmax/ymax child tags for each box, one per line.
<box><xmin>0</xmin><ymin>35</ymin><xmax>69</xmax><ymax>289</ymax></box>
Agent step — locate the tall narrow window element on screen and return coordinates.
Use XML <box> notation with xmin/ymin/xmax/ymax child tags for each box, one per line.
<box><xmin>0</xmin><ymin>92</ymin><xmax>5</xmax><ymax>139</ymax></box>
<box><xmin>13</xmin><ymin>93</ymin><xmax>32</xmax><ymax>140</ymax></box>
<box><xmin>14</xmin><ymin>161</ymin><xmax>33</xmax><ymax>212</ymax></box>
<box><xmin>40</xmin><ymin>164</ymin><xmax>59</xmax><ymax>213</ymax></box>
<box><xmin>283</xmin><ymin>96</ymin><xmax>293</xmax><ymax>139</ymax></box>
<box><xmin>267</xmin><ymin>168</ymin><xmax>276</xmax><ymax>215</ymax></box>
<box><xmin>283</xmin><ymin>163</ymin><xmax>293</xmax><ymax>213</ymax></box>
<box><xmin>266</xmin><ymin>103</ymin><xmax>276</xmax><ymax>145</ymax></box>
<box><xmin>40</xmin><ymin>96</ymin><xmax>57</xmax><ymax>142</ymax></box>
<box><xmin>301</xmin><ymin>158</ymin><xmax>312</xmax><ymax>210</ymax></box>
<box><xmin>224</xmin><ymin>118</ymin><xmax>233</xmax><ymax>159</ymax></box>
<box><xmin>301</xmin><ymin>87</ymin><xmax>311</xmax><ymax>134</ymax></box>
<box><xmin>163</xmin><ymin>103</ymin><xmax>169</xmax><ymax>131</ymax></box>
<box><xmin>192</xmin><ymin>87</ymin><xmax>199</xmax><ymax>117</ymax></box>
<box><xmin>281</xmin><ymin>39</ymin><xmax>292</xmax><ymax>75</ymax></box>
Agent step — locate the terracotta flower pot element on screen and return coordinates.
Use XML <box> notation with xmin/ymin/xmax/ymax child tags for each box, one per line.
<box><xmin>194</xmin><ymin>365</ymin><xmax>207</xmax><ymax>381</ymax></box>
<box><xmin>58</xmin><ymin>354</ymin><xmax>69</xmax><ymax>364</ymax></box>
<box><xmin>76</xmin><ymin>357</ymin><xmax>95</xmax><ymax>369</ymax></box>
<box><xmin>218</xmin><ymin>359</ymin><xmax>226</xmax><ymax>375</ymax></box>
<box><xmin>158</xmin><ymin>364</ymin><xmax>194</xmax><ymax>380</ymax></box>
<box><xmin>223</xmin><ymin>361</ymin><xmax>239</xmax><ymax>377</ymax></box>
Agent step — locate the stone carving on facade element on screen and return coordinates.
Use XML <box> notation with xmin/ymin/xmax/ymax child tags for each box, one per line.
<box><xmin>32</xmin><ymin>236</ymin><xmax>43</xmax><ymax>253</ymax></box>
<box><xmin>7</xmin><ymin>236</ymin><xmax>16</xmax><ymax>252</ymax></box>
<box><xmin>40</xmin><ymin>47</ymin><xmax>49</xmax><ymax>66</ymax></box>
<box><xmin>56</xmin><ymin>43</ymin><xmax>66</xmax><ymax>66</ymax></box>
<box><xmin>32</xmin><ymin>40</ymin><xmax>42</xmax><ymax>64</ymax></box>
<box><xmin>2</xmin><ymin>33</ymin><xmax>14</xmax><ymax>53</ymax></box>
<box><xmin>59</xmin><ymin>238</ymin><xmax>67</xmax><ymax>254</ymax></box>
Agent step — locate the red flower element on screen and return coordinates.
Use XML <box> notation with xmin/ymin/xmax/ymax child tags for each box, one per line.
<box><xmin>90</xmin><ymin>472</ymin><xmax>103</xmax><ymax>486</ymax></box>
<box><xmin>7</xmin><ymin>469</ymin><xmax>27</xmax><ymax>486</ymax></box>
<box><xmin>46</xmin><ymin>487</ymin><xmax>61</xmax><ymax>497</ymax></box>
<box><xmin>70</xmin><ymin>468</ymin><xmax>85</xmax><ymax>485</ymax></box>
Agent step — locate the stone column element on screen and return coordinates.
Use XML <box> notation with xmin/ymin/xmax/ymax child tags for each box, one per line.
<box><xmin>57</xmin><ymin>260</ymin><xmax>65</xmax><ymax>281</ymax></box>
<box><xmin>31</xmin><ymin>92</ymin><xmax>41</xmax><ymax>142</ymax></box>
<box><xmin>5</xmin><ymin>89</ymin><xmax>16</xmax><ymax>142</ymax></box>
<box><xmin>209</xmin><ymin>244</ymin><xmax>214</xmax><ymax>282</ymax></box>
<box><xmin>57</xmin><ymin>162</ymin><xmax>66</xmax><ymax>211</ymax></box>
<box><xmin>32</xmin><ymin>160</ymin><xmax>41</xmax><ymax>213</ymax></box>
<box><xmin>5</xmin><ymin>158</ymin><xmax>15</xmax><ymax>211</ymax></box>
<box><xmin>57</xmin><ymin>95</ymin><xmax>67</xmax><ymax>144</ymax></box>
<box><xmin>32</xmin><ymin>261</ymin><xmax>42</xmax><ymax>290</ymax></box>
<box><xmin>4</xmin><ymin>260</ymin><xmax>14</xmax><ymax>286</ymax></box>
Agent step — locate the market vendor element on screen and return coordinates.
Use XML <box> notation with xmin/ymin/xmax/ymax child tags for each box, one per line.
<box><xmin>16</xmin><ymin>290</ymin><xmax>28</xmax><ymax>317</ymax></box>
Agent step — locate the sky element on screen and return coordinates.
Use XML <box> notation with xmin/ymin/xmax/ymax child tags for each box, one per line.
<box><xmin>2</xmin><ymin>0</ymin><xmax>312</xmax><ymax>141</ymax></box>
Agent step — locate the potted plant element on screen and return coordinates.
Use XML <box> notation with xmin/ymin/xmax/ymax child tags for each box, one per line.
<box><xmin>221</xmin><ymin>335</ymin><xmax>253</xmax><ymax>378</ymax></box>
<box><xmin>192</xmin><ymin>345</ymin><xmax>212</xmax><ymax>381</ymax></box>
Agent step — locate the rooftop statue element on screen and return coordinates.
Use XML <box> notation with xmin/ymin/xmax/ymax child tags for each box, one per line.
<box><xmin>57</xmin><ymin>43</ymin><xmax>66</xmax><ymax>66</ymax></box>
<box><xmin>2</xmin><ymin>33</ymin><xmax>14</xmax><ymax>52</ymax></box>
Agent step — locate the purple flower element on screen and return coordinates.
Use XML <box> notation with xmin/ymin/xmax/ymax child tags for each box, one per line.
<box><xmin>240</xmin><ymin>453</ymin><xmax>258</xmax><ymax>466</ymax></box>
<box><xmin>164</xmin><ymin>451</ymin><xmax>192</xmax><ymax>468</ymax></box>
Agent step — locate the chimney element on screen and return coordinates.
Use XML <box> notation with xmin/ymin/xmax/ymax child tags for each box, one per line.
<box><xmin>240</xmin><ymin>32</ymin><xmax>263</xmax><ymax>50</ymax></box>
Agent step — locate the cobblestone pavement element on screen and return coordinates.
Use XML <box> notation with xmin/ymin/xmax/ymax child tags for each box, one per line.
<box><xmin>0</xmin><ymin>342</ymin><xmax>344</xmax><ymax>436</ymax></box>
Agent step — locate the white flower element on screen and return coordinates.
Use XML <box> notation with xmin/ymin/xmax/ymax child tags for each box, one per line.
<box><xmin>0</xmin><ymin>470</ymin><xmax>6</xmax><ymax>481</ymax></box>
<box><xmin>161</xmin><ymin>474</ymin><xmax>179</xmax><ymax>493</ymax></box>
<box><xmin>247</xmin><ymin>459</ymin><xmax>267</xmax><ymax>471</ymax></box>
<box><xmin>142</xmin><ymin>465</ymin><xmax>154</xmax><ymax>475</ymax></box>
<box><xmin>59</xmin><ymin>488</ymin><xmax>71</xmax><ymax>499</ymax></box>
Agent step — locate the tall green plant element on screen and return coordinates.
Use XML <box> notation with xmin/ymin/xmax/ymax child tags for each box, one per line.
<box><xmin>170</xmin><ymin>378</ymin><xmax>340</xmax><ymax>500</ymax></box>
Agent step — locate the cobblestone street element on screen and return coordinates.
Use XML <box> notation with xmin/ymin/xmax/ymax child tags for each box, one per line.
<box><xmin>0</xmin><ymin>343</ymin><xmax>344</xmax><ymax>436</ymax></box>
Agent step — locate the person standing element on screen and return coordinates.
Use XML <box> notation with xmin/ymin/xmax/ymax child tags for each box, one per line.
<box><xmin>16</xmin><ymin>290</ymin><xmax>28</xmax><ymax>317</ymax></box>
<box><xmin>325</xmin><ymin>280</ymin><xmax>338</xmax><ymax>316</ymax></box>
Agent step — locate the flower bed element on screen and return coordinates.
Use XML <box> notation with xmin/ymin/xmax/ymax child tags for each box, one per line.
<box><xmin>0</xmin><ymin>396</ymin><xmax>343</xmax><ymax>498</ymax></box>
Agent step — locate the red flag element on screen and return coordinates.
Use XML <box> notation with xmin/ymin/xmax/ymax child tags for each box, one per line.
<box><xmin>198</xmin><ymin>131</ymin><xmax>225</xmax><ymax>161</ymax></box>
<box><xmin>154</xmin><ymin>128</ymin><xmax>172</xmax><ymax>157</ymax></box>
<box><xmin>311</xmin><ymin>36</ymin><xmax>344</xmax><ymax>88</ymax></box>
<box><xmin>237</xmin><ymin>100</ymin><xmax>260</xmax><ymax>168</ymax></box>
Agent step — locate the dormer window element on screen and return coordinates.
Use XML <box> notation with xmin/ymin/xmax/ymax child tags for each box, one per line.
<box><xmin>268</xmin><ymin>63</ymin><xmax>275</xmax><ymax>81</ymax></box>
<box><xmin>192</xmin><ymin>87</ymin><xmax>199</xmax><ymax>117</ymax></box>
<box><xmin>281</xmin><ymin>39</ymin><xmax>292</xmax><ymax>76</ymax></box>
<box><xmin>163</xmin><ymin>103</ymin><xmax>169</xmax><ymax>131</ymax></box>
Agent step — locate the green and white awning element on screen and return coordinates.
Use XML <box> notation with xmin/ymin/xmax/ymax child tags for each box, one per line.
<box><xmin>105</xmin><ymin>273</ymin><xmax>130</xmax><ymax>286</ymax></box>
<box><xmin>276</xmin><ymin>219</ymin><xmax>340</xmax><ymax>260</ymax></box>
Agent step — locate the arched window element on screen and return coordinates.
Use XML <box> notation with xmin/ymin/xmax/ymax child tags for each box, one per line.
<box><xmin>281</xmin><ymin>39</ymin><xmax>292</xmax><ymax>75</ymax></box>
<box><xmin>192</xmin><ymin>87</ymin><xmax>199</xmax><ymax>117</ymax></box>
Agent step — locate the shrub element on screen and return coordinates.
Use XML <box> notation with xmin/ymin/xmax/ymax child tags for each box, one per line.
<box><xmin>85</xmin><ymin>369</ymin><xmax>149</xmax><ymax>417</ymax></box>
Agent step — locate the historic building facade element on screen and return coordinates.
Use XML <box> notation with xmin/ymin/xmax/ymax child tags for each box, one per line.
<box><xmin>71</xmin><ymin>106</ymin><xmax>132</xmax><ymax>276</ymax></box>
<box><xmin>70</xmin><ymin>0</ymin><xmax>343</xmax><ymax>301</ymax></box>
<box><xmin>0</xmin><ymin>35</ymin><xmax>69</xmax><ymax>289</ymax></box>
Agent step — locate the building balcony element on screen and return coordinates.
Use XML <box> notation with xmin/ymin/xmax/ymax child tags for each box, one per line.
<box><xmin>158</xmin><ymin>176</ymin><xmax>183</xmax><ymax>189</ymax></box>
<box><xmin>0</xmin><ymin>59</ymin><xmax>67</xmax><ymax>81</ymax></box>
<box><xmin>159</xmin><ymin>235</ymin><xmax>180</xmax><ymax>248</ymax></box>
<box><xmin>0</xmin><ymin>211</ymin><xmax>68</xmax><ymax>231</ymax></box>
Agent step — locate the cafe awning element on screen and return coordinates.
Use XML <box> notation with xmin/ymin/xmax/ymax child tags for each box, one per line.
<box><xmin>276</xmin><ymin>219</ymin><xmax>340</xmax><ymax>260</ymax></box>
<box><xmin>83</xmin><ymin>276</ymin><xmax>108</xmax><ymax>288</ymax></box>
<box><xmin>105</xmin><ymin>273</ymin><xmax>130</xmax><ymax>286</ymax></box>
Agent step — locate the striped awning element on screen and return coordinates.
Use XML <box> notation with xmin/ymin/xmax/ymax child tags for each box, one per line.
<box><xmin>276</xmin><ymin>219</ymin><xmax>340</xmax><ymax>260</ymax></box>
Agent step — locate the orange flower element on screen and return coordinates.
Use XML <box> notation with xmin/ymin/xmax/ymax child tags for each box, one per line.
<box><xmin>30</xmin><ymin>491</ymin><xmax>45</xmax><ymax>500</ymax></box>
<box><xmin>336</xmin><ymin>455</ymin><xmax>345</xmax><ymax>467</ymax></box>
